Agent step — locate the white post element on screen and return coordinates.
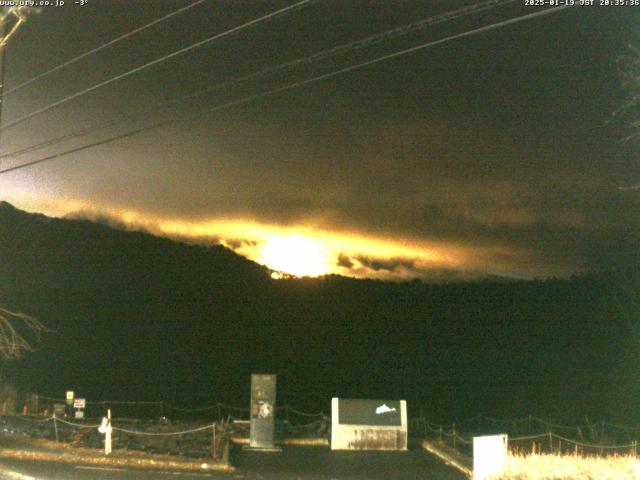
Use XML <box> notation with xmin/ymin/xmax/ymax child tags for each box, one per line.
<box><xmin>106</xmin><ymin>408</ymin><xmax>112</xmax><ymax>455</ymax></box>
<box><xmin>473</xmin><ymin>434</ymin><xmax>508</xmax><ymax>480</ymax></box>
<box><xmin>99</xmin><ymin>408</ymin><xmax>113</xmax><ymax>455</ymax></box>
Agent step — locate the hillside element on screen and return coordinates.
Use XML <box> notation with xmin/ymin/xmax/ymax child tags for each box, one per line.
<box><xmin>0</xmin><ymin>202</ymin><xmax>639</xmax><ymax>425</ymax></box>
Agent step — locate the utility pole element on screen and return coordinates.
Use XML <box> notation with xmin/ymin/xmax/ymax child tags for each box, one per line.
<box><xmin>0</xmin><ymin>7</ymin><xmax>35</xmax><ymax>149</ymax></box>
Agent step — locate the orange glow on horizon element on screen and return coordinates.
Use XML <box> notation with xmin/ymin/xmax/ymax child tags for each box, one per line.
<box><xmin>2</xmin><ymin>196</ymin><xmax>473</xmax><ymax>279</ymax></box>
<box><xmin>259</xmin><ymin>235</ymin><xmax>331</xmax><ymax>277</ymax></box>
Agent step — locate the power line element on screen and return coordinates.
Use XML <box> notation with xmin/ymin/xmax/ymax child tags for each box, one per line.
<box><xmin>0</xmin><ymin>0</ymin><xmax>515</xmax><ymax>162</ymax></box>
<box><xmin>4</xmin><ymin>0</ymin><xmax>208</xmax><ymax>97</ymax></box>
<box><xmin>0</xmin><ymin>0</ymin><xmax>316</xmax><ymax>133</ymax></box>
<box><xmin>0</xmin><ymin>8</ymin><xmax>29</xmax><ymax>148</ymax></box>
<box><xmin>0</xmin><ymin>123</ymin><xmax>160</xmax><ymax>175</ymax></box>
<box><xmin>173</xmin><ymin>0</ymin><xmax>517</xmax><ymax>104</ymax></box>
<box><xmin>0</xmin><ymin>6</ymin><xmax>571</xmax><ymax>176</ymax></box>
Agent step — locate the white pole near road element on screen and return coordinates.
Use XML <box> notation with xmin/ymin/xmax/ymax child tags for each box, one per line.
<box><xmin>99</xmin><ymin>408</ymin><xmax>113</xmax><ymax>455</ymax></box>
<box><xmin>106</xmin><ymin>408</ymin><xmax>112</xmax><ymax>455</ymax></box>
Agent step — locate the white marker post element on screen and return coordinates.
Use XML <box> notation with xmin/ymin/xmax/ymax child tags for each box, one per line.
<box><xmin>98</xmin><ymin>408</ymin><xmax>112</xmax><ymax>455</ymax></box>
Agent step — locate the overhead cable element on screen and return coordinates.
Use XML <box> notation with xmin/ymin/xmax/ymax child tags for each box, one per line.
<box><xmin>0</xmin><ymin>0</ymin><xmax>516</xmax><ymax>161</ymax></box>
<box><xmin>0</xmin><ymin>0</ymin><xmax>316</xmax><ymax>133</ymax></box>
<box><xmin>4</xmin><ymin>0</ymin><xmax>208</xmax><ymax>96</ymax></box>
<box><xmin>0</xmin><ymin>6</ymin><xmax>571</xmax><ymax>176</ymax></box>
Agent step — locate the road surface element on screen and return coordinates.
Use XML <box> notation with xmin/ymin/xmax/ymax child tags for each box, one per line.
<box><xmin>0</xmin><ymin>445</ymin><xmax>467</xmax><ymax>480</ymax></box>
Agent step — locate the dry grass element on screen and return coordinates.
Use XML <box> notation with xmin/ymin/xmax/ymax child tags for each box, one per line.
<box><xmin>0</xmin><ymin>433</ymin><xmax>233</xmax><ymax>471</ymax></box>
<box><xmin>491</xmin><ymin>452</ymin><xmax>640</xmax><ymax>480</ymax></box>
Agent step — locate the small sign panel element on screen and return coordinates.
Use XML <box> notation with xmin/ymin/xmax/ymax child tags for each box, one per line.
<box><xmin>73</xmin><ymin>398</ymin><xmax>86</xmax><ymax>409</ymax></box>
<box><xmin>331</xmin><ymin>398</ymin><xmax>408</xmax><ymax>451</ymax></box>
<box><xmin>65</xmin><ymin>391</ymin><xmax>74</xmax><ymax>405</ymax></box>
<box><xmin>53</xmin><ymin>403</ymin><xmax>66</xmax><ymax>416</ymax></box>
<box><xmin>74</xmin><ymin>410</ymin><xmax>84</xmax><ymax>419</ymax></box>
<box><xmin>249</xmin><ymin>374</ymin><xmax>277</xmax><ymax>449</ymax></box>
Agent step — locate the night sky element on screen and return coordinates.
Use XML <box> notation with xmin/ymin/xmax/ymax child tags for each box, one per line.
<box><xmin>0</xmin><ymin>0</ymin><xmax>638</xmax><ymax>281</ymax></box>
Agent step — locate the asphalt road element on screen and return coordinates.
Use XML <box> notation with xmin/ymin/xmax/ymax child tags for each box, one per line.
<box><xmin>0</xmin><ymin>445</ymin><xmax>467</xmax><ymax>480</ymax></box>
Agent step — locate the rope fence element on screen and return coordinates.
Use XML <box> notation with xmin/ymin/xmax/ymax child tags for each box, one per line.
<box><xmin>11</xmin><ymin>395</ymin><xmax>640</xmax><ymax>458</ymax></box>
<box><xmin>25</xmin><ymin>395</ymin><xmax>326</xmax><ymax>425</ymax></box>
<box><xmin>417</xmin><ymin>415</ymin><xmax>640</xmax><ymax>459</ymax></box>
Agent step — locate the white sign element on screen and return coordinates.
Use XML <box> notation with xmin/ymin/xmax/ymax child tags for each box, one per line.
<box><xmin>73</xmin><ymin>398</ymin><xmax>85</xmax><ymax>409</ymax></box>
<box><xmin>74</xmin><ymin>410</ymin><xmax>84</xmax><ymax>419</ymax></box>
<box><xmin>65</xmin><ymin>391</ymin><xmax>74</xmax><ymax>405</ymax></box>
<box><xmin>473</xmin><ymin>434</ymin><xmax>508</xmax><ymax>480</ymax></box>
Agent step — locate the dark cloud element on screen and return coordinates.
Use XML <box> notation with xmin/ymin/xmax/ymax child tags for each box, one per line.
<box><xmin>336</xmin><ymin>253</ymin><xmax>354</xmax><ymax>269</ymax></box>
<box><xmin>65</xmin><ymin>210</ymin><xmax>140</xmax><ymax>232</ymax></box>
<box><xmin>353</xmin><ymin>256</ymin><xmax>417</xmax><ymax>273</ymax></box>
<box><xmin>224</xmin><ymin>238</ymin><xmax>257</xmax><ymax>250</ymax></box>
<box><xmin>2</xmin><ymin>3</ymin><xmax>638</xmax><ymax>279</ymax></box>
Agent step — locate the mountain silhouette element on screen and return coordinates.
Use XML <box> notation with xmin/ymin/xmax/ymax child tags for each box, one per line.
<box><xmin>1</xmin><ymin>201</ymin><xmax>639</xmax><ymax>426</ymax></box>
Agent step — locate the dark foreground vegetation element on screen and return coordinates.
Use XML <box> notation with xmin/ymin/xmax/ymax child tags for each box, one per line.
<box><xmin>1</xmin><ymin>201</ymin><xmax>639</xmax><ymax>427</ymax></box>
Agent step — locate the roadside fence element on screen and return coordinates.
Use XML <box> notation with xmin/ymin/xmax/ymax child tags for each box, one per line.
<box><xmin>30</xmin><ymin>395</ymin><xmax>326</xmax><ymax>425</ymax></box>
<box><xmin>412</xmin><ymin>415</ymin><xmax>640</xmax><ymax>459</ymax></box>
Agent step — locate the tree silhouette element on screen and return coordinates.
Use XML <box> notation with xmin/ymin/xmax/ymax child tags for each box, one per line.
<box><xmin>615</xmin><ymin>35</ymin><xmax>640</xmax><ymax>191</ymax></box>
<box><xmin>0</xmin><ymin>307</ymin><xmax>44</xmax><ymax>359</ymax></box>
<box><xmin>618</xmin><ymin>36</ymin><xmax>639</xmax><ymax>144</ymax></box>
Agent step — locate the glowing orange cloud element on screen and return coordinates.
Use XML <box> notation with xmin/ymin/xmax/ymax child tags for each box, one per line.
<box><xmin>2</xmin><ymin>194</ymin><xmax>480</xmax><ymax>279</ymax></box>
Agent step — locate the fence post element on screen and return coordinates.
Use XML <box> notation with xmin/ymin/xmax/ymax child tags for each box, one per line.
<box><xmin>575</xmin><ymin>442</ymin><xmax>578</xmax><ymax>456</ymax></box>
<box><xmin>548</xmin><ymin>431</ymin><xmax>552</xmax><ymax>452</ymax></box>
<box><xmin>439</xmin><ymin>426</ymin><xmax>443</xmax><ymax>442</ymax></box>
<box><xmin>453</xmin><ymin>423</ymin><xmax>456</xmax><ymax>450</ymax></box>
<box><xmin>212</xmin><ymin>424</ymin><xmax>217</xmax><ymax>460</ymax></box>
<box><xmin>53</xmin><ymin>414</ymin><xmax>58</xmax><ymax>442</ymax></box>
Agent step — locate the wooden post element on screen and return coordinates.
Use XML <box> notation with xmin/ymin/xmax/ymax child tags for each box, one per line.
<box><xmin>212</xmin><ymin>424</ymin><xmax>217</xmax><ymax>460</ymax></box>
<box><xmin>548</xmin><ymin>431</ymin><xmax>552</xmax><ymax>452</ymax></box>
<box><xmin>107</xmin><ymin>408</ymin><xmax>112</xmax><ymax>455</ymax></box>
<box><xmin>575</xmin><ymin>442</ymin><xmax>578</xmax><ymax>456</ymax></box>
<box><xmin>452</xmin><ymin>423</ymin><xmax>456</xmax><ymax>450</ymax></box>
<box><xmin>53</xmin><ymin>414</ymin><xmax>58</xmax><ymax>442</ymax></box>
